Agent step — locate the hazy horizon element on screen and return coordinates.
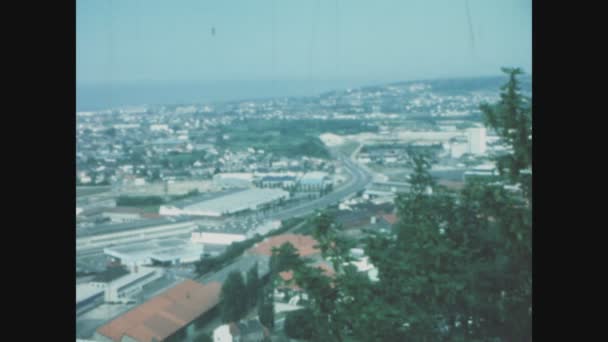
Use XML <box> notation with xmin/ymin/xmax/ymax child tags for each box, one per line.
<box><xmin>77</xmin><ymin>0</ymin><xmax>531</xmax><ymax>85</ymax></box>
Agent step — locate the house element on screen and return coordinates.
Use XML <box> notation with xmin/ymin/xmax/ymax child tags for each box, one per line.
<box><xmin>95</xmin><ymin>280</ymin><xmax>221</xmax><ymax>342</ymax></box>
<box><xmin>213</xmin><ymin>318</ymin><xmax>270</xmax><ymax>342</ymax></box>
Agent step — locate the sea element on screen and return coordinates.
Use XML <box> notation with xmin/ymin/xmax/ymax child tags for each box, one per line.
<box><xmin>76</xmin><ymin>80</ymin><xmax>375</xmax><ymax>112</ymax></box>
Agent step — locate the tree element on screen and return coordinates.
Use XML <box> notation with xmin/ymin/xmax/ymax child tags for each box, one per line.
<box><xmin>269</xmin><ymin>242</ymin><xmax>302</xmax><ymax>276</ymax></box>
<box><xmin>480</xmin><ymin>67</ymin><xmax>532</xmax><ymax>198</ymax></box>
<box><xmin>284</xmin><ymin>309</ymin><xmax>314</xmax><ymax>340</ymax></box>
<box><xmin>220</xmin><ymin>271</ymin><xmax>247</xmax><ymax>323</ymax></box>
<box><xmin>287</xmin><ymin>68</ymin><xmax>532</xmax><ymax>342</ymax></box>
<box><xmin>246</xmin><ymin>263</ymin><xmax>259</xmax><ymax>308</ymax></box>
<box><xmin>193</xmin><ymin>333</ymin><xmax>212</xmax><ymax>342</ymax></box>
<box><xmin>258</xmin><ymin>284</ymin><xmax>275</xmax><ymax>329</ymax></box>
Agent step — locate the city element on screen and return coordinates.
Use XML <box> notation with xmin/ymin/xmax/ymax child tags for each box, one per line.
<box><xmin>77</xmin><ymin>1</ymin><xmax>532</xmax><ymax>341</ymax></box>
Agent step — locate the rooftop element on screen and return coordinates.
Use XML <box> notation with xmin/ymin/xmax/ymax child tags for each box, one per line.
<box><xmin>91</xmin><ymin>265</ymin><xmax>129</xmax><ymax>283</ymax></box>
<box><xmin>77</xmin><ymin>216</ymin><xmax>196</xmax><ymax>238</ymax></box>
<box><xmin>248</xmin><ymin>234</ymin><xmax>320</xmax><ymax>258</ymax></box>
<box><xmin>96</xmin><ymin>280</ymin><xmax>221</xmax><ymax>342</ymax></box>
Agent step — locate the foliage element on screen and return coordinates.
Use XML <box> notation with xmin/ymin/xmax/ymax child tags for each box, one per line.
<box><xmin>116</xmin><ymin>195</ymin><xmax>165</xmax><ymax>206</ymax></box>
<box><xmin>284</xmin><ymin>309</ymin><xmax>314</xmax><ymax>340</ymax></box>
<box><xmin>287</xmin><ymin>68</ymin><xmax>532</xmax><ymax>341</ymax></box>
<box><xmin>220</xmin><ymin>271</ymin><xmax>247</xmax><ymax>323</ymax></box>
<box><xmin>258</xmin><ymin>284</ymin><xmax>275</xmax><ymax>329</ymax></box>
<box><xmin>193</xmin><ymin>333</ymin><xmax>212</xmax><ymax>342</ymax></box>
<box><xmin>246</xmin><ymin>263</ymin><xmax>260</xmax><ymax>308</ymax></box>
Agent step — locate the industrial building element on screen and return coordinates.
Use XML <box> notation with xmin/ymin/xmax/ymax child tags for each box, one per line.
<box><xmin>467</xmin><ymin>126</ymin><xmax>487</xmax><ymax>155</ymax></box>
<box><xmin>159</xmin><ymin>188</ymin><xmax>289</xmax><ymax>217</ymax></box>
<box><xmin>299</xmin><ymin>172</ymin><xmax>330</xmax><ymax>191</ymax></box>
<box><xmin>191</xmin><ymin>232</ymin><xmax>246</xmax><ymax>246</ymax></box>
<box><xmin>88</xmin><ymin>266</ymin><xmax>163</xmax><ymax>303</ymax></box>
<box><xmin>95</xmin><ymin>280</ymin><xmax>222</xmax><ymax>342</ymax></box>
<box><xmin>255</xmin><ymin>175</ymin><xmax>297</xmax><ymax>189</ymax></box>
<box><xmin>104</xmin><ymin>239</ymin><xmax>204</xmax><ymax>268</ymax></box>
<box><xmin>76</xmin><ymin>283</ymin><xmax>105</xmax><ymax>315</ymax></box>
<box><xmin>76</xmin><ymin>217</ymin><xmax>199</xmax><ymax>254</ymax></box>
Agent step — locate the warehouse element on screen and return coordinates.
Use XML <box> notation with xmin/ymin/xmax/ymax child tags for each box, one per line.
<box><xmin>159</xmin><ymin>188</ymin><xmax>289</xmax><ymax>217</ymax></box>
<box><xmin>104</xmin><ymin>238</ymin><xmax>204</xmax><ymax>268</ymax></box>
<box><xmin>190</xmin><ymin>232</ymin><xmax>246</xmax><ymax>245</ymax></box>
<box><xmin>76</xmin><ymin>283</ymin><xmax>105</xmax><ymax>315</ymax></box>
<box><xmin>88</xmin><ymin>266</ymin><xmax>163</xmax><ymax>303</ymax></box>
<box><xmin>76</xmin><ymin>217</ymin><xmax>199</xmax><ymax>254</ymax></box>
<box><xmin>299</xmin><ymin>172</ymin><xmax>330</xmax><ymax>191</ymax></box>
<box><xmin>95</xmin><ymin>280</ymin><xmax>222</xmax><ymax>342</ymax></box>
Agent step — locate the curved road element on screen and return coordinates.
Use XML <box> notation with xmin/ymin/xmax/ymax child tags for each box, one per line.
<box><xmin>267</xmin><ymin>150</ymin><xmax>372</xmax><ymax>221</ymax></box>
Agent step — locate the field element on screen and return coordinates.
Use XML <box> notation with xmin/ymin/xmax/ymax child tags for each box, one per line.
<box><xmin>220</xmin><ymin>119</ymin><xmax>377</xmax><ymax>159</ymax></box>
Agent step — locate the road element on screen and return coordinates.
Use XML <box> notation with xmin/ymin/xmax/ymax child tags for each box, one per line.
<box><xmin>267</xmin><ymin>151</ymin><xmax>372</xmax><ymax>221</ymax></box>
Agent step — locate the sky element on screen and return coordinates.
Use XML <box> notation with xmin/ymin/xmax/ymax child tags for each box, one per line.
<box><xmin>77</xmin><ymin>0</ymin><xmax>531</xmax><ymax>85</ymax></box>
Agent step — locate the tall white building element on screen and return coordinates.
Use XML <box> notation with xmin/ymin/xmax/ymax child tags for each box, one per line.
<box><xmin>467</xmin><ymin>127</ymin><xmax>487</xmax><ymax>155</ymax></box>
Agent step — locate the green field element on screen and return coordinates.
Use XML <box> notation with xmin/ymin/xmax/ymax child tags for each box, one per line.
<box><xmin>220</xmin><ymin>119</ymin><xmax>377</xmax><ymax>159</ymax></box>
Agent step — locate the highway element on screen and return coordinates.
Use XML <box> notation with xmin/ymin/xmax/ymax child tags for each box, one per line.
<box><xmin>266</xmin><ymin>150</ymin><xmax>372</xmax><ymax>221</ymax></box>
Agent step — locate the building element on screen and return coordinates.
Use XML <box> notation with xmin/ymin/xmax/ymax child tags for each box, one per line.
<box><xmin>191</xmin><ymin>232</ymin><xmax>247</xmax><ymax>246</ymax></box>
<box><xmin>213</xmin><ymin>173</ymin><xmax>254</xmax><ymax>188</ymax></box>
<box><xmin>104</xmin><ymin>239</ymin><xmax>204</xmax><ymax>268</ymax></box>
<box><xmin>76</xmin><ymin>217</ymin><xmax>199</xmax><ymax>254</ymax></box>
<box><xmin>467</xmin><ymin>126</ymin><xmax>487</xmax><ymax>155</ymax></box>
<box><xmin>159</xmin><ymin>188</ymin><xmax>289</xmax><ymax>217</ymax></box>
<box><xmin>463</xmin><ymin>163</ymin><xmax>499</xmax><ymax>181</ymax></box>
<box><xmin>256</xmin><ymin>175</ymin><xmax>296</xmax><ymax>189</ymax></box>
<box><xmin>299</xmin><ymin>172</ymin><xmax>330</xmax><ymax>191</ymax></box>
<box><xmin>247</xmin><ymin>234</ymin><xmax>320</xmax><ymax>258</ymax></box>
<box><xmin>88</xmin><ymin>266</ymin><xmax>163</xmax><ymax>303</ymax></box>
<box><xmin>101</xmin><ymin>207</ymin><xmax>145</xmax><ymax>223</ymax></box>
<box><xmin>76</xmin><ymin>283</ymin><xmax>105</xmax><ymax>315</ymax></box>
<box><xmin>95</xmin><ymin>280</ymin><xmax>222</xmax><ymax>342</ymax></box>
<box><xmin>213</xmin><ymin>318</ymin><xmax>270</xmax><ymax>342</ymax></box>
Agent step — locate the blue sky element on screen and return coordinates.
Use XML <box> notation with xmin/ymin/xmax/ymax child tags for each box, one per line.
<box><xmin>77</xmin><ymin>0</ymin><xmax>531</xmax><ymax>84</ymax></box>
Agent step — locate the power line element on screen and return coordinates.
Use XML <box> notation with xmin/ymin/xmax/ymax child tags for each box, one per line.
<box><xmin>464</xmin><ymin>0</ymin><xmax>476</xmax><ymax>57</ymax></box>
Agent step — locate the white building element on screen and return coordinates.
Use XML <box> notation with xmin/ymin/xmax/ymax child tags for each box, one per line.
<box><xmin>92</xmin><ymin>267</ymin><xmax>163</xmax><ymax>303</ymax></box>
<box><xmin>299</xmin><ymin>171</ymin><xmax>330</xmax><ymax>191</ymax></box>
<box><xmin>104</xmin><ymin>239</ymin><xmax>204</xmax><ymax>268</ymax></box>
<box><xmin>160</xmin><ymin>188</ymin><xmax>289</xmax><ymax>217</ymax></box>
<box><xmin>450</xmin><ymin>141</ymin><xmax>469</xmax><ymax>159</ymax></box>
<box><xmin>467</xmin><ymin>126</ymin><xmax>487</xmax><ymax>155</ymax></box>
<box><xmin>191</xmin><ymin>232</ymin><xmax>246</xmax><ymax>245</ymax></box>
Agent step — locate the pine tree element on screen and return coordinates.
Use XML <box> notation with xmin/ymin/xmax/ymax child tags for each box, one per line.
<box><xmin>220</xmin><ymin>271</ymin><xmax>247</xmax><ymax>323</ymax></box>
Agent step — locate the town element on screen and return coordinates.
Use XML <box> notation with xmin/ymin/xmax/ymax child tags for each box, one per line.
<box><xmin>76</xmin><ymin>75</ymin><xmax>531</xmax><ymax>342</ymax></box>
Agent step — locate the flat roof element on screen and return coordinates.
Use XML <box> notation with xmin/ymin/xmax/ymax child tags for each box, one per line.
<box><xmin>76</xmin><ymin>283</ymin><xmax>104</xmax><ymax>303</ymax></box>
<box><xmin>168</xmin><ymin>188</ymin><xmax>246</xmax><ymax>209</ymax></box>
<box><xmin>96</xmin><ymin>280</ymin><xmax>221</xmax><ymax>342</ymax></box>
<box><xmin>169</xmin><ymin>188</ymin><xmax>288</xmax><ymax>214</ymax></box>
<box><xmin>77</xmin><ymin>216</ymin><xmax>197</xmax><ymax>238</ymax></box>
<box><xmin>105</xmin><ymin>239</ymin><xmax>204</xmax><ymax>263</ymax></box>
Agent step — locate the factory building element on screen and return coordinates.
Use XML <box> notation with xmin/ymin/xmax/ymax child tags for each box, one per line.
<box><xmin>95</xmin><ymin>280</ymin><xmax>222</xmax><ymax>342</ymax></box>
<box><xmin>191</xmin><ymin>232</ymin><xmax>247</xmax><ymax>246</ymax></box>
<box><xmin>467</xmin><ymin>126</ymin><xmax>487</xmax><ymax>155</ymax></box>
<box><xmin>88</xmin><ymin>266</ymin><xmax>163</xmax><ymax>303</ymax></box>
<box><xmin>76</xmin><ymin>283</ymin><xmax>105</xmax><ymax>315</ymax></box>
<box><xmin>159</xmin><ymin>188</ymin><xmax>289</xmax><ymax>217</ymax></box>
<box><xmin>76</xmin><ymin>217</ymin><xmax>199</xmax><ymax>254</ymax></box>
<box><xmin>299</xmin><ymin>172</ymin><xmax>330</xmax><ymax>191</ymax></box>
<box><xmin>104</xmin><ymin>239</ymin><xmax>204</xmax><ymax>268</ymax></box>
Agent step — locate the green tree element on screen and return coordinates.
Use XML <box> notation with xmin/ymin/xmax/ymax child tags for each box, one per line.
<box><xmin>220</xmin><ymin>271</ymin><xmax>247</xmax><ymax>323</ymax></box>
<box><xmin>287</xmin><ymin>68</ymin><xmax>532</xmax><ymax>342</ymax></box>
<box><xmin>193</xmin><ymin>333</ymin><xmax>212</xmax><ymax>342</ymax></box>
<box><xmin>246</xmin><ymin>263</ymin><xmax>260</xmax><ymax>308</ymax></box>
<box><xmin>480</xmin><ymin>67</ymin><xmax>532</xmax><ymax>197</ymax></box>
<box><xmin>257</xmin><ymin>284</ymin><xmax>275</xmax><ymax>329</ymax></box>
<box><xmin>284</xmin><ymin>309</ymin><xmax>314</xmax><ymax>340</ymax></box>
<box><xmin>269</xmin><ymin>242</ymin><xmax>303</xmax><ymax>276</ymax></box>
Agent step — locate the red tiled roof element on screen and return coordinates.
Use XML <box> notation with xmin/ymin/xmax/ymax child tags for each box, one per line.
<box><xmin>381</xmin><ymin>213</ymin><xmax>398</xmax><ymax>225</ymax></box>
<box><xmin>278</xmin><ymin>262</ymin><xmax>335</xmax><ymax>290</ymax></box>
<box><xmin>248</xmin><ymin>234</ymin><xmax>320</xmax><ymax>257</ymax></box>
<box><xmin>96</xmin><ymin>280</ymin><xmax>221</xmax><ymax>342</ymax></box>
